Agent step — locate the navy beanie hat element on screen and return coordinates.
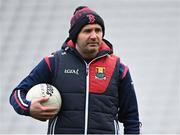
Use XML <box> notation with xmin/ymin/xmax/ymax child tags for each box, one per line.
<box><xmin>69</xmin><ymin>6</ymin><xmax>105</xmax><ymax>43</ymax></box>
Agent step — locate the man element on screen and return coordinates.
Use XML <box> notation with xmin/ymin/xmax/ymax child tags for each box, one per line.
<box><xmin>10</xmin><ymin>6</ymin><xmax>141</xmax><ymax>134</ymax></box>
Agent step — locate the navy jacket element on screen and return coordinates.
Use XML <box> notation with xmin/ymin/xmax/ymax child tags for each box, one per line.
<box><xmin>10</xmin><ymin>38</ymin><xmax>140</xmax><ymax>134</ymax></box>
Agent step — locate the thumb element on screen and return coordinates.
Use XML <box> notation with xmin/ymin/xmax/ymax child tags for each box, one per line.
<box><xmin>37</xmin><ymin>97</ymin><xmax>49</xmax><ymax>103</ymax></box>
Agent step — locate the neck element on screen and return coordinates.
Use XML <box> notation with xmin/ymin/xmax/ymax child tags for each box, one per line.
<box><xmin>77</xmin><ymin>50</ymin><xmax>97</xmax><ymax>60</ymax></box>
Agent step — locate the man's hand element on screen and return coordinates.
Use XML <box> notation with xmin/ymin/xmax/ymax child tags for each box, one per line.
<box><xmin>29</xmin><ymin>97</ymin><xmax>59</xmax><ymax>121</ymax></box>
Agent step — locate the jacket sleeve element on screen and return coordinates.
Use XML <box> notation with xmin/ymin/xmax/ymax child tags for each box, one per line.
<box><xmin>118</xmin><ymin>63</ymin><xmax>141</xmax><ymax>134</ymax></box>
<box><xmin>9</xmin><ymin>56</ymin><xmax>55</xmax><ymax>116</ymax></box>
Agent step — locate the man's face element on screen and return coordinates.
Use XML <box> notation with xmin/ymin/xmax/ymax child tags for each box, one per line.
<box><xmin>76</xmin><ymin>24</ymin><xmax>103</xmax><ymax>59</ymax></box>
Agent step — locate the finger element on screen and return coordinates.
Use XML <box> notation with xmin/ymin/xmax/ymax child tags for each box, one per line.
<box><xmin>38</xmin><ymin>112</ymin><xmax>57</xmax><ymax>120</ymax></box>
<box><xmin>37</xmin><ymin>97</ymin><xmax>49</xmax><ymax>103</ymax></box>
<box><xmin>42</xmin><ymin>106</ymin><xmax>59</xmax><ymax>112</ymax></box>
<box><xmin>38</xmin><ymin>118</ymin><xmax>47</xmax><ymax>122</ymax></box>
<box><xmin>41</xmin><ymin>112</ymin><xmax>58</xmax><ymax>117</ymax></box>
<box><xmin>40</xmin><ymin>107</ymin><xmax>59</xmax><ymax>117</ymax></box>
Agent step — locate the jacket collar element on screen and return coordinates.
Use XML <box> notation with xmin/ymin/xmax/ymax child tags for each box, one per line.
<box><xmin>62</xmin><ymin>38</ymin><xmax>113</xmax><ymax>55</ymax></box>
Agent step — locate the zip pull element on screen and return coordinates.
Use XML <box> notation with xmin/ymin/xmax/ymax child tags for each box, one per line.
<box><xmin>86</xmin><ymin>64</ymin><xmax>89</xmax><ymax>76</ymax></box>
<box><xmin>84</xmin><ymin>54</ymin><xmax>108</xmax><ymax>76</ymax></box>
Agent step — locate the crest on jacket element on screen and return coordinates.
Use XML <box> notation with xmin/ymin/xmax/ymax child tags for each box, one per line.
<box><xmin>95</xmin><ymin>67</ymin><xmax>106</xmax><ymax>80</ymax></box>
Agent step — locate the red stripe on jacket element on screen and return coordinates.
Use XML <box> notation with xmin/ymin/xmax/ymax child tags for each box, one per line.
<box><xmin>44</xmin><ymin>57</ymin><xmax>52</xmax><ymax>71</ymax></box>
<box><xmin>120</xmin><ymin>62</ymin><xmax>129</xmax><ymax>79</ymax></box>
<box><xmin>89</xmin><ymin>55</ymin><xmax>118</xmax><ymax>93</ymax></box>
<box><xmin>13</xmin><ymin>91</ymin><xmax>28</xmax><ymax>111</ymax></box>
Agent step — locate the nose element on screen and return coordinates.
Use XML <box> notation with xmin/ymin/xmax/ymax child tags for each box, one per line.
<box><xmin>90</xmin><ymin>31</ymin><xmax>97</xmax><ymax>40</ymax></box>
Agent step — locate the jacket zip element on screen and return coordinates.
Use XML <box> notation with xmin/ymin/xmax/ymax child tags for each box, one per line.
<box><xmin>84</xmin><ymin>63</ymin><xmax>89</xmax><ymax>135</ymax></box>
<box><xmin>84</xmin><ymin>54</ymin><xmax>108</xmax><ymax>135</ymax></box>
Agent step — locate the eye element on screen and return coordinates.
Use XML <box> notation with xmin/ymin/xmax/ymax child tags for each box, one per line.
<box><xmin>95</xmin><ymin>28</ymin><xmax>102</xmax><ymax>33</ymax></box>
<box><xmin>84</xmin><ymin>29</ymin><xmax>91</xmax><ymax>33</ymax></box>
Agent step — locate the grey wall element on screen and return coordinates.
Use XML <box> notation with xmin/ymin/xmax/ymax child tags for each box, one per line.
<box><xmin>0</xmin><ymin>0</ymin><xmax>179</xmax><ymax>134</ymax></box>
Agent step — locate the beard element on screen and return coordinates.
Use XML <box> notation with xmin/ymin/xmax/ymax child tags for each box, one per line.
<box><xmin>75</xmin><ymin>40</ymin><xmax>102</xmax><ymax>59</ymax></box>
<box><xmin>85</xmin><ymin>43</ymin><xmax>100</xmax><ymax>53</ymax></box>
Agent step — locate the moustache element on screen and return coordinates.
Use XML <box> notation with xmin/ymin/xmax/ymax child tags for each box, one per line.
<box><xmin>87</xmin><ymin>42</ymin><xmax>99</xmax><ymax>44</ymax></box>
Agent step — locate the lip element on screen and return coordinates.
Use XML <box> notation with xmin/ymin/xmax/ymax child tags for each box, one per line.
<box><xmin>87</xmin><ymin>42</ymin><xmax>99</xmax><ymax>46</ymax></box>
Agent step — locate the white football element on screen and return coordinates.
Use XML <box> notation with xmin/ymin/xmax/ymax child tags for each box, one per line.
<box><xmin>26</xmin><ymin>83</ymin><xmax>62</xmax><ymax>110</ymax></box>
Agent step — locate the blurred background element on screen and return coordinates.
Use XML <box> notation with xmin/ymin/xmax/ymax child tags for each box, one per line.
<box><xmin>0</xmin><ymin>0</ymin><xmax>179</xmax><ymax>134</ymax></box>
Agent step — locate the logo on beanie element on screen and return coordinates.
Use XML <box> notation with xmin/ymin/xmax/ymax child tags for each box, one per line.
<box><xmin>87</xmin><ymin>14</ymin><xmax>95</xmax><ymax>24</ymax></box>
<box><xmin>95</xmin><ymin>67</ymin><xmax>106</xmax><ymax>80</ymax></box>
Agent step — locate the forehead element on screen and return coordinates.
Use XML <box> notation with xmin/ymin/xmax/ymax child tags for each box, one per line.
<box><xmin>81</xmin><ymin>24</ymin><xmax>102</xmax><ymax>30</ymax></box>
